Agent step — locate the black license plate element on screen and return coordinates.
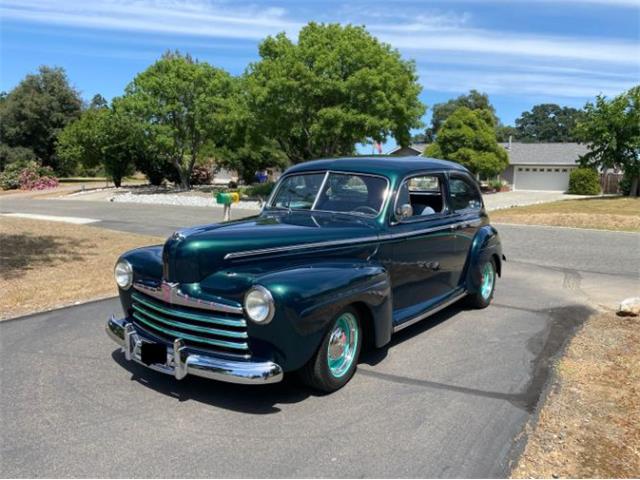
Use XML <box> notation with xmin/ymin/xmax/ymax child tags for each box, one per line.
<box><xmin>140</xmin><ymin>342</ymin><xmax>167</xmax><ymax>365</ymax></box>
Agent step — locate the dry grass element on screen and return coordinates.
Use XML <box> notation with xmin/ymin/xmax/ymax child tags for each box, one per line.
<box><xmin>0</xmin><ymin>217</ymin><xmax>162</xmax><ymax>320</ymax></box>
<box><xmin>491</xmin><ymin>197</ymin><xmax>640</xmax><ymax>232</ymax></box>
<box><xmin>512</xmin><ymin>311</ymin><xmax>640</xmax><ymax>478</ymax></box>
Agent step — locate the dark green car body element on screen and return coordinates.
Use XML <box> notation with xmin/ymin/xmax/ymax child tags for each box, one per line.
<box><xmin>108</xmin><ymin>156</ymin><xmax>503</xmax><ymax>385</ymax></box>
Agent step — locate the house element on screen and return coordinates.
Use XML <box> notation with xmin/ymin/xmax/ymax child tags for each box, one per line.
<box><xmin>388</xmin><ymin>141</ymin><xmax>589</xmax><ymax>192</ymax></box>
<box><xmin>386</xmin><ymin>143</ymin><xmax>427</xmax><ymax>156</ymax></box>
<box><xmin>500</xmin><ymin>142</ymin><xmax>588</xmax><ymax>191</ymax></box>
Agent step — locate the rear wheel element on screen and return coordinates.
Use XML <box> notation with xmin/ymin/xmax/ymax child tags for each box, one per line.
<box><xmin>299</xmin><ymin>307</ymin><xmax>362</xmax><ymax>392</ymax></box>
<box><xmin>467</xmin><ymin>258</ymin><xmax>496</xmax><ymax>309</ymax></box>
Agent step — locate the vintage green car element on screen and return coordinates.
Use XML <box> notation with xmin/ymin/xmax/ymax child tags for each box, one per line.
<box><xmin>106</xmin><ymin>157</ymin><xmax>503</xmax><ymax>392</ymax></box>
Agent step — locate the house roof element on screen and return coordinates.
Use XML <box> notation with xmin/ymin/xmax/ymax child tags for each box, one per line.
<box><xmin>386</xmin><ymin>143</ymin><xmax>427</xmax><ymax>155</ymax></box>
<box><xmin>501</xmin><ymin>142</ymin><xmax>588</xmax><ymax>166</ymax></box>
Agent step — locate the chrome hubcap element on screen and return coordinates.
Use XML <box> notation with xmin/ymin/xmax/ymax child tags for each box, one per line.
<box><xmin>327</xmin><ymin>312</ymin><xmax>359</xmax><ymax>378</ymax></box>
<box><xmin>480</xmin><ymin>262</ymin><xmax>495</xmax><ymax>300</ymax></box>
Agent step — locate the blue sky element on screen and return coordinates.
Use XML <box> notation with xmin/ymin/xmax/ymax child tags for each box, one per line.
<box><xmin>1</xmin><ymin>0</ymin><xmax>639</xmax><ymax>147</ymax></box>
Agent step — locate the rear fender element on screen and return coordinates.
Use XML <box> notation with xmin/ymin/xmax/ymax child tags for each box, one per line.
<box><xmin>463</xmin><ymin>226</ymin><xmax>503</xmax><ymax>294</ymax></box>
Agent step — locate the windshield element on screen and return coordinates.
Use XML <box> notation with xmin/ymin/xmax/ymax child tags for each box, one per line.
<box><xmin>269</xmin><ymin>172</ymin><xmax>389</xmax><ymax>217</ymax></box>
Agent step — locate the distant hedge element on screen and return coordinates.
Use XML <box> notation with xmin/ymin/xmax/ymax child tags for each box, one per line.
<box><xmin>568</xmin><ymin>168</ymin><xmax>601</xmax><ymax>195</ymax></box>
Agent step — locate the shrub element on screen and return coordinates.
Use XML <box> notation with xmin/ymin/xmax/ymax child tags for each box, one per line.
<box><xmin>0</xmin><ymin>144</ymin><xmax>37</xmax><ymax>172</ymax></box>
<box><xmin>0</xmin><ymin>162</ymin><xmax>23</xmax><ymax>190</ymax></box>
<box><xmin>245</xmin><ymin>182</ymin><xmax>275</xmax><ymax>198</ymax></box>
<box><xmin>190</xmin><ymin>163</ymin><xmax>213</xmax><ymax>186</ymax></box>
<box><xmin>0</xmin><ymin>161</ymin><xmax>59</xmax><ymax>190</ymax></box>
<box><xmin>568</xmin><ymin>168</ymin><xmax>600</xmax><ymax>195</ymax></box>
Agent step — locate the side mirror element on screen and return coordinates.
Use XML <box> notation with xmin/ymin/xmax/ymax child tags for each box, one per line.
<box><xmin>396</xmin><ymin>203</ymin><xmax>413</xmax><ymax>221</ymax></box>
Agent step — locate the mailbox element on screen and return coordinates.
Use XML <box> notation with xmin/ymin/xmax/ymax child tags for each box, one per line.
<box><xmin>216</xmin><ymin>192</ymin><xmax>239</xmax><ymax>205</ymax></box>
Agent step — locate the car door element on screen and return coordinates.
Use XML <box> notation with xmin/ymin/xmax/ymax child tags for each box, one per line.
<box><xmin>381</xmin><ymin>173</ymin><xmax>460</xmax><ymax>323</ymax></box>
<box><xmin>447</xmin><ymin>173</ymin><xmax>485</xmax><ymax>285</ymax></box>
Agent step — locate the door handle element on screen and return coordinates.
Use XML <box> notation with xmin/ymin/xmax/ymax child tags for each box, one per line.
<box><xmin>419</xmin><ymin>261</ymin><xmax>440</xmax><ymax>271</ymax></box>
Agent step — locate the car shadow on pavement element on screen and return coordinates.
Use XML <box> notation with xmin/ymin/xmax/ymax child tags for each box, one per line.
<box><xmin>111</xmin><ymin>350</ymin><xmax>311</xmax><ymax>413</ymax></box>
<box><xmin>360</xmin><ymin>303</ymin><xmax>464</xmax><ymax>367</ymax></box>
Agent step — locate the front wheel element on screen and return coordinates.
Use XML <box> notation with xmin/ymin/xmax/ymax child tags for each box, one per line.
<box><xmin>466</xmin><ymin>258</ymin><xmax>496</xmax><ymax>309</ymax></box>
<box><xmin>299</xmin><ymin>307</ymin><xmax>362</xmax><ymax>393</ymax></box>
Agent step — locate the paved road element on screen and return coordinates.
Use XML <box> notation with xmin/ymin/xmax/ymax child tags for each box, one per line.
<box><xmin>1</xmin><ymin>197</ymin><xmax>639</xmax><ymax>477</ymax></box>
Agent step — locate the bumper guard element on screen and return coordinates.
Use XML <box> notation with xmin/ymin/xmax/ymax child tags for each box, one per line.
<box><xmin>106</xmin><ymin>315</ymin><xmax>283</xmax><ymax>385</ymax></box>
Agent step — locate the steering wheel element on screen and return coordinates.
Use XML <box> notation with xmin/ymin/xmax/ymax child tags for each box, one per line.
<box><xmin>352</xmin><ymin>206</ymin><xmax>378</xmax><ymax>216</ymax></box>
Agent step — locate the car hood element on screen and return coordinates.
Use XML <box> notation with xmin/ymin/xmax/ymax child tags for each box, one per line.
<box><xmin>163</xmin><ymin>211</ymin><xmax>379</xmax><ymax>283</ymax></box>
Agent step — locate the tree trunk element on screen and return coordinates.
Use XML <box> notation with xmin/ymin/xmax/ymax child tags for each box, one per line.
<box><xmin>631</xmin><ymin>175</ymin><xmax>639</xmax><ymax>197</ymax></box>
<box><xmin>113</xmin><ymin>176</ymin><xmax>122</xmax><ymax>188</ymax></box>
<box><xmin>179</xmin><ymin>169</ymin><xmax>190</xmax><ymax>190</ymax></box>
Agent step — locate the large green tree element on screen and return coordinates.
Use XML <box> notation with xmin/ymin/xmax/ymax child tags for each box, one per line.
<box><xmin>424</xmin><ymin>107</ymin><xmax>508</xmax><ymax>178</ymax></box>
<box><xmin>120</xmin><ymin>52</ymin><xmax>236</xmax><ymax>189</ymax></box>
<box><xmin>0</xmin><ymin>66</ymin><xmax>82</xmax><ymax>173</ymax></box>
<box><xmin>57</xmin><ymin>104</ymin><xmax>140</xmax><ymax>187</ymax></box>
<box><xmin>515</xmin><ymin>103</ymin><xmax>584</xmax><ymax>142</ymax></box>
<box><xmin>246</xmin><ymin>22</ymin><xmax>425</xmax><ymax>163</ymax></box>
<box><xmin>428</xmin><ymin>90</ymin><xmax>498</xmax><ymax>140</ymax></box>
<box><xmin>575</xmin><ymin>86</ymin><xmax>640</xmax><ymax>196</ymax></box>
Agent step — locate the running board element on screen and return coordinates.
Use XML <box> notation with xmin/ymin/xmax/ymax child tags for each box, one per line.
<box><xmin>392</xmin><ymin>291</ymin><xmax>467</xmax><ymax>333</ymax></box>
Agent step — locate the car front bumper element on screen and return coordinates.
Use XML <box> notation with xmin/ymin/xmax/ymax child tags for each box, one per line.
<box><xmin>106</xmin><ymin>315</ymin><xmax>283</xmax><ymax>385</ymax></box>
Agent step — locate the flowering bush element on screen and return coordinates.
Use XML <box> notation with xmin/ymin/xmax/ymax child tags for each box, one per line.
<box><xmin>0</xmin><ymin>162</ymin><xmax>59</xmax><ymax>190</ymax></box>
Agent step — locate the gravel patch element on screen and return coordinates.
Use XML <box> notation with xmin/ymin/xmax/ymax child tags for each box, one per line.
<box><xmin>111</xmin><ymin>192</ymin><xmax>262</xmax><ymax>210</ymax></box>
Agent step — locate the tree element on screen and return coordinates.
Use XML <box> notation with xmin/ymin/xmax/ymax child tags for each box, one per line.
<box><xmin>575</xmin><ymin>86</ymin><xmax>640</xmax><ymax>196</ymax></box>
<box><xmin>0</xmin><ymin>66</ymin><xmax>82</xmax><ymax>174</ymax></box>
<box><xmin>428</xmin><ymin>90</ymin><xmax>497</xmax><ymax>139</ymax></box>
<box><xmin>0</xmin><ymin>145</ymin><xmax>38</xmax><ymax>172</ymax></box>
<box><xmin>424</xmin><ymin>107</ymin><xmax>508</xmax><ymax>178</ymax></box>
<box><xmin>120</xmin><ymin>51</ymin><xmax>236</xmax><ymax>189</ymax></box>
<box><xmin>89</xmin><ymin>94</ymin><xmax>108</xmax><ymax>110</ymax></box>
<box><xmin>246</xmin><ymin>22</ymin><xmax>425</xmax><ymax>164</ymax></box>
<box><xmin>515</xmin><ymin>104</ymin><xmax>584</xmax><ymax>142</ymax></box>
<box><xmin>496</xmin><ymin>125</ymin><xmax>518</xmax><ymax>143</ymax></box>
<box><xmin>57</xmin><ymin>106</ymin><xmax>139</xmax><ymax>187</ymax></box>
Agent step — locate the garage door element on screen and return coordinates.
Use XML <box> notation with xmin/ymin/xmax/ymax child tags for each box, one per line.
<box><xmin>514</xmin><ymin>165</ymin><xmax>574</xmax><ymax>191</ymax></box>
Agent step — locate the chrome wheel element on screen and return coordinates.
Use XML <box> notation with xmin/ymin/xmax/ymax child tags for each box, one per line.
<box><xmin>480</xmin><ymin>261</ymin><xmax>495</xmax><ymax>300</ymax></box>
<box><xmin>327</xmin><ymin>312</ymin><xmax>359</xmax><ymax>378</ymax></box>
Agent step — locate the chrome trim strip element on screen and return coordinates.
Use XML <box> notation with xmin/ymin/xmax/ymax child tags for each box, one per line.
<box><xmin>131</xmin><ymin>303</ymin><xmax>248</xmax><ymax>339</ymax></box>
<box><xmin>223</xmin><ymin>219</ymin><xmax>482</xmax><ymax>260</ymax></box>
<box><xmin>133</xmin><ymin>281</ymin><xmax>243</xmax><ymax>315</ymax></box>
<box><xmin>310</xmin><ymin>171</ymin><xmax>330</xmax><ymax>211</ymax></box>
<box><xmin>106</xmin><ymin>316</ymin><xmax>283</xmax><ymax>385</ymax></box>
<box><xmin>393</xmin><ymin>291</ymin><xmax>467</xmax><ymax>333</ymax></box>
<box><xmin>224</xmin><ymin>235</ymin><xmax>380</xmax><ymax>260</ymax></box>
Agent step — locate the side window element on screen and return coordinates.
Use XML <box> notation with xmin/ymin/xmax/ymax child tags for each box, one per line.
<box><xmin>449</xmin><ymin>176</ymin><xmax>482</xmax><ymax>212</ymax></box>
<box><xmin>395</xmin><ymin>174</ymin><xmax>446</xmax><ymax>220</ymax></box>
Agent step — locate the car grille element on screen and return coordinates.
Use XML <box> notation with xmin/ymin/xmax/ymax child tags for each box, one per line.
<box><xmin>130</xmin><ymin>291</ymin><xmax>249</xmax><ymax>356</ymax></box>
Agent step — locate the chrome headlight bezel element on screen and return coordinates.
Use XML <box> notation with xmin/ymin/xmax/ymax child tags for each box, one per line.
<box><xmin>114</xmin><ymin>259</ymin><xmax>133</xmax><ymax>290</ymax></box>
<box><xmin>244</xmin><ymin>285</ymin><xmax>275</xmax><ymax>324</ymax></box>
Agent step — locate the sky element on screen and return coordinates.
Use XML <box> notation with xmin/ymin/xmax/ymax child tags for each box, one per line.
<box><xmin>1</xmin><ymin>0</ymin><xmax>639</xmax><ymax>149</ymax></box>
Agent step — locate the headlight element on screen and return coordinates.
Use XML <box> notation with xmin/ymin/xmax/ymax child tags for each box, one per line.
<box><xmin>244</xmin><ymin>285</ymin><xmax>274</xmax><ymax>324</ymax></box>
<box><xmin>114</xmin><ymin>260</ymin><xmax>133</xmax><ymax>290</ymax></box>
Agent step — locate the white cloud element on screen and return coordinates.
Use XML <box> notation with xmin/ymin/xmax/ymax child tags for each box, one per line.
<box><xmin>419</xmin><ymin>68</ymin><xmax>637</xmax><ymax>98</ymax></box>
<box><xmin>1</xmin><ymin>0</ymin><xmax>638</xmax><ymax>98</ymax></box>
<box><xmin>0</xmin><ymin>0</ymin><xmax>300</xmax><ymax>40</ymax></box>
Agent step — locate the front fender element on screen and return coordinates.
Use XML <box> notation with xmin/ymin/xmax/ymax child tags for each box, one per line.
<box><xmin>117</xmin><ymin>245</ymin><xmax>164</xmax><ymax>313</ymax></box>
<box><xmin>464</xmin><ymin>225</ymin><xmax>503</xmax><ymax>294</ymax></box>
<box><xmin>251</xmin><ymin>261</ymin><xmax>392</xmax><ymax>371</ymax></box>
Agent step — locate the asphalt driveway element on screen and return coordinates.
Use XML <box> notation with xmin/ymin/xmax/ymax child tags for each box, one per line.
<box><xmin>1</xmin><ymin>196</ymin><xmax>638</xmax><ymax>477</ymax></box>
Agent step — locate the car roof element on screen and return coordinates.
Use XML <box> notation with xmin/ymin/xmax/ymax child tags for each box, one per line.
<box><xmin>285</xmin><ymin>156</ymin><xmax>469</xmax><ymax>179</ymax></box>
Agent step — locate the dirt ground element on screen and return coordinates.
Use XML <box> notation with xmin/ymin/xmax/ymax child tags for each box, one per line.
<box><xmin>491</xmin><ymin>197</ymin><xmax>640</xmax><ymax>232</ymax></box>
<box><xmin>512</xmin><ymin>311</ymin><xmax>640</xmax><ymax>478</ymax></box>
<box><xmin>0</xmin><ymin>217</ymin><xmax>162</xmax><ymax>320</ymax></box>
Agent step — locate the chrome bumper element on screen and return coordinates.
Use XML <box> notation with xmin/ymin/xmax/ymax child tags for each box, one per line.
<box><xmin>106</xmin><ymin>315</ymin><xmax>283</xmax><ymax>385</ymax></box>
